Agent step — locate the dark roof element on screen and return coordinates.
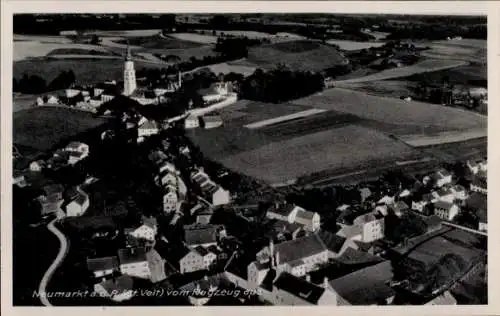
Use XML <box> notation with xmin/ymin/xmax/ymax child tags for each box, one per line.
<box><xmin>329</xmin><ymin>260</ymin><xmax>395</xmax><ymax>305</ymax></box>
<box><xmin>389</xmin><ymin>201</ymin><xmax>409</xmax><ymax>212</ymax></box>
<box><xmin>472</xmin><ymin>177</ymin><xmax>487</xmax><ymax>188</ymax></box>
<box><xmin>274</xmin><ymin>272</ymin><xmax>327</xmax><ymax>304</ymax></box>
<box><xmin>317</xmin><ymin>230</ymin><xmax>347</xmax><ymax>253</ymax></box>
<box><xmin>224</xmin><ymin>253</ymin><xmax>250</xmax><ymax>280</ymax></box>
<box><xmin>87</xmin><ymin>256</ymin><xmax>119</xmax><ymax>272</ymax></box>
<box><xmin>334</xmin><ymin>247</ymin><xmax>383</xmax><ymax>266</ymax></box>
<box><xmin>166</xmin><ymin>244</ymin><xmax>192</xmax><ymax>267</ymax></box>
<box><xmin>97</xmin><ymin>275</ymin><xmax>134</xmax><ymax>294</ymax></box>
<box><xmin>142</xmin><ymin>215</ymin><xmax>157</xmax><ymax>229</ymax></box>
<box><xmin>118</xmin><ymin>247</ymin><xmax>147</xmax><ymax>265</ymax></box>
<box><xmin>424</xmin><ymin>215</ymin><xmax>443</xmax><ymax>228</ymax></box>
<box><xmin>194</xmin><ymin>246</ymin><xmax>210</xmax><ymax>256</ymax></box>
<box><xmin>434</xmin><ymin>201</ymin><xmax>455</xmax><ymax>210</ymax></box>
<box><xmin>274</xmin><ymin>233</ymin><xmax>327</xmax><ymax>264</ymax></box>
<box><xmin>71</xmin><ymin>193</ymin><xmax>88</xmax><ymax>206</ymax></box>
<box><xmin>43</xmin><ymin>183</ymin><xmax>64</xmax><ymax>197</ymax></box>
<box><xmin>184</xmin><ymin>224</ymin><xmax>218</xmax><ymax>246</ymax></box>
<box><xmin>296</xmin><ymin>209</ymin><xmax>315</xmax><ymax>221</ymax></box>
<box><xmin>260</xmin><ymin>269</ymin><xmax>277</xmax><ymax>291</ymax></box>
<box><xmin>467</xmin><ymin>192</ymin><xmax>486</xmax><ymax>213</ymax></box>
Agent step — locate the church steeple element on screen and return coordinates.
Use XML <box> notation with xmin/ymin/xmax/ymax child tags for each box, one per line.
<box><xmin>125</xmin><ymin>42</ymin><xmax>132</xmax><ymax>61</ymax></box>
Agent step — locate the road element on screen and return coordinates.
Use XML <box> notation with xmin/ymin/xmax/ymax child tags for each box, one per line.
<box><xmin>38</xmin><ymin>218</ymin><xmax>69</xmax><ymax>306</ymax></box>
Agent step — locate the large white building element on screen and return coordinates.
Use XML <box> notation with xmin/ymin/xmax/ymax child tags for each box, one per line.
<box><xmin>123</xmin><ymin>45</ymin><xmax>137</xmax><ymax>96</ymax></box>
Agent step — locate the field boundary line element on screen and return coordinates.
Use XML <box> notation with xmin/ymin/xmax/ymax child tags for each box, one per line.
<box><xmin>244</xmin><ymin>108</ymin><xmax>328</xmax><ymax>129</ymax></box>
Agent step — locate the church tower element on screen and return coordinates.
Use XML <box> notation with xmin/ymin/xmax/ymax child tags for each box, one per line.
<box><xmin>123</xmin><ymin>43</ymin><xmax>137</xmax><ymax>96</ymax></box>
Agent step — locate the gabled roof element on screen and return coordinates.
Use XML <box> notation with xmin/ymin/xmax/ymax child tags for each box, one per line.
<box><xmin>139</xmin><ymin>120</ymin><xmax>158</xmax><ymax>130</ymax></box>
<box><xmin>329</xmin><ymin>260</ymin><xmax>394</xmax><ymax>305</ymax></box>
<box><xmin>87</xmin><ymin>256</ymin><xmax>119</xmax><ymax>272</ymax></box>
<box><xmin>141</xmin><ymin>215</ymin><xmax>157</xmax><ymax>229</ymax></box>
<box><xmin>273</xmin><ymin>233</ymin><xmax>327</xmax><ymax>264</ymax></box>
<box><xmin>336</xmin><ymin>224</ymin><xmax>363</xmax><ymax>239</ymax></box>
<box><xmin>97</xmin><ymin>275</ymin><xmax>134</xmax><ymax>295</ymax></box>
<box><xmin>118</xmin><ymin>247</ymin><xmax>148</xmax><ymax>265</ymax></box>
<box><xmin>268</xmin><ymin>204</ymin><xmax>301</xmax><ymax>217</ymax></box>
<box><xmin>317</xmin><ymin>230</ymin><xmax>347</xmax><ymax>253</ymax></box>
<box><xmin>194</xmin><ymin>245</ymin><xmax>210</xmax><ymax>257</ymax></box>
<box><xmin>274</xmin><ymin>272</ymin><xmax>327</xmax><ymax>305</ymax></box>
<box><xmin>353</xmin><ymin>212</ymin><xmax>378</xmax><ymax>225</ymax></box>
<box><xmin>296</xmin><ymin>209</ymin><xmax>316</xmax><ymax>221</ymax></box>
<box><xmin>184</xmin><ymin>224</ymin><xmax>218</xmax><ymax>246</ymax></box>
<box><xmin>434</xmin><ymin>201</ymin><xmax>455</xmax><ymax>210</ymax></box>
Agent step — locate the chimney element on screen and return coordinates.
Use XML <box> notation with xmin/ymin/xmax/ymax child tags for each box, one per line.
<box><xmin>275</xmin><ymin>251</ymin><xmax>280</xmax><ymax>267</ymax></box>
<box><xmin>323</xmin><ymin>277</ymin><xmax>329</xmax><ymax>289</ymax></box>
<box><xmin>269</xmin><ymin>239</ymin><xmax>274</xmax><ymax>256</ymax></box>
<box><xmin>306</xmin><ymin>274</ymin><xmax>311</xmax><ymax>282</ymax></box>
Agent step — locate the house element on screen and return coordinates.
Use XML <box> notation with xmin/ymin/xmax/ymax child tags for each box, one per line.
<box><xmin>336</xmin><ymin>224</ymin><xmax>363</xmax><ymax>242</ymax></box>
<box><xmin>29</xmin><ymin>160</ymin><xmax>45</xmax><ymax>172</ymax></box>
<box><xmin>196</xmin><ymin>210</ymin><xmax>214</xmax><ymax>225</ymax></box>
<box><xmin>359</xmin><ymin>188</ymin><xmax>372</xmax><ymax>203</ymax></box>
<box><xmin>271</xmin><ymin>219</ymin><xmax>304</xmax><ymax>241</ymax></box>
<box><xmin>87</xmin><ymin>256</ymin><xmax>119</xmax><ymax>278</ymax></box>
<box><xmin>184</xmin><ymin>224</ymin><xmax>219</xmax><ymax>247</ymax></box>
<box><xmin>118</xmin><ymin>247</ymin><xmax>151</xmax><ymax>279</ymax></box>
<box><xmin>65</xmin><ymin>191</ymin><xmax>90</xmax><ymax>217</ymax></box>
<box><xmin>171</xmin><ymin>245</ymin><xmax>205</xmax><ymax>274</ymax></box>
<box><xmin>194</xmin><ymin>246</ymin><xmax>217</xmax><ymax>270</ymax></box>
<box><xmin>257</xmin><ymin>234</ymin><xmax>330</xmax><ymax>277</ymax></box>
<box><xmin>329</xmin><ymin>260</ymin><xmax>395</xmax><ymax>305</ymax></box>
<box><xmin>467</xmin><ymin>160</ymin><xmax>487</xmax><ymax>175</ymax></box>
<box><xmin>198</xmin><ymin>82</ymin><xmax>233</xmax><ymax>103</ymax></box>
<box><xmin>433</xmin><ymin>169</ymin><xmax>453</xmax><ymax>188</ymax></box>
<box><xmin>388</xmin><ymin>201</ymin><xmax>409</xmax><ymax>217</ymax></box>
<box><xmin>377</xmin><ymin>195</ymin><xmax>395</xmax><ymax>205</ymax></box>
<box><xmin>267</xmin><ymin>203</ymin><xmax>302</xmax><ymax>223</ymax></box>
<box><xmin>42</xmin><ymin>183</ymin><xmax>65</xmax><ymax>200</ymax></box>
<box><xmin>65</xmin><ymin>141</ymin><xmax>89</xmax><ymax>156</ymax></box>
<box><xmin>146</xmin><ymin>249</ymin><xmax>167</xmax><ymax>283</ymax></box>
<box><xmin>94</xmin><ymin>275</ymin><xmax>134</xmax><ymax>302</ymax></box>
<box><xmin>163</xmin><ymin>188</ymin><xmax>178</xmax><ymax>213</ymax></box>
<box><xmin>138</xmin><ymin>120</ymin><xmax>159</xmax><ymax>139</ymax></box>
<box><xmin>470</xmin><ymin>177</ymin><xmax>487</xmax><ymax>195</ymax></box>
<box><xmin>478</xmin><ymin>209</ymin><xmax>487</xmax><ymax>232</ymax></box>
<box><xmin>450</xmin><ymin>185</ymin><xmax>468</xmax><ymax>201</ymax></box>
<box><xmin>37</xmin><ymin>195</ymin><xmax>64</xmax><ymax>217</ymax></box>
<box><xmin>432</xmin><ymin>187</ymin><xmax>455</xmax><ymax>203</ymax></box>
<box><xmin>433</xmin><ymin>201</ymin><xmax>459</xmax><ymax>221</ymax></box>
<box><xmin>317</xmin><ymin>230</ymin><xmax>358</xmax><ymax>258</ymax></box>
<box><xmin>127</xmin><ymin>216</ymin><xmax>158</xmax><ymax>242</ymax></box>
<box><xmin>272</xmin><ymin>273</ymin><xmax>338</xmax><ymax>305</ymax></box>
<box><xmin>411</xmin><ymin>199</ymin><xmax>430</xmax><ymax>213</ymax></box>
<box><xmin>336</xmin><ymin>204</ymin><xmax>350</xmax><ymax>212</ymax></box>
<box><xmin>201</xmin><ymin>115</ymin><xmax>223</xmax><ymax>129</ymax></box>
<box><xmin>200</xmin><ymin>181</ymin><xmax>231</xmax><ymax>206</ymax></box>
<box><xmin>159</xmin><ymin>161</ymin><xmax>177</xmax><ymax>175</ymax></box>
<box><xmin>185</xmin><ymin>115</ymin><xmax>200</xmax><ymax>129</ymax></box>
<box><xmin>294</xmin><ymin>209</ymin><xmax>321</xmax><ymax>232</ymax></box>
<box><xmin>424</xmin><ymin>291</ymin><xmax>457</xmax><ymax>305</ymax></box>
<box><xmin>351</xmin><ymin>212</ymin><xmax>385</xmax><ymax>242</ymax></box>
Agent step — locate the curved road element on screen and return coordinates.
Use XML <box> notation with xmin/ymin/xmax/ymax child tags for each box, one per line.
<box><xmin>38</xmin><ymin>218</ymin><xmax>69</xmax><ymax>306</ymax></box>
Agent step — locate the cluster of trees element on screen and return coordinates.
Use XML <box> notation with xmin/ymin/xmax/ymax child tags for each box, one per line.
<box><xmin>14</xmin><ymin>70</ymin><xmax>76</xmax><ymax>94</ymax></box>
<box><xmin>215</xmin><ymin>36</ymin><xmax>268</xmax><ymax>59</ymax></box>
<box><xmin>385</xmin><ymin>23</ymin><xmax>486</xmax><ymax>41</ymax></box>
<box><xmin>239</xmin><ymin>66</ymin><xmax>324</xmax><ymax>103</ymax></box>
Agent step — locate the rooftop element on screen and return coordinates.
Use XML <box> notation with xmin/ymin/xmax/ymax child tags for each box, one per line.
<box><xmin>329</xmin><ymin>260</ymin><xmax>395</xmax><ymax>305</ymax></box>
<box><xmin>273</xmin><ymin>233</ymin><xmax>327</xmax><ymax>264</ymax></box>
<box><xmin>87</xmin><ymin>256</ymin><xmax>119</xmax><ymax>272</ymax></box>
<box><xmin>118</xmin><ymin>247</ymin><xmax>147</xmax><ymax>265</ymax></box>
<box><xmin>274</xmin><ymin>272</ymin><xmax>327</xmax><ymax>305</ymax></box>
<box><xmin>184</xmin><ymin>224</ymin><xmax>218</xmax><ymax>246</ymax></box>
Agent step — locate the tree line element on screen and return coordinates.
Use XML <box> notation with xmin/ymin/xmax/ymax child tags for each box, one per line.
<box><xmin>13</xmin><ymin>70</ymin><xmax>76</xmax><ymax>94</ymax></box>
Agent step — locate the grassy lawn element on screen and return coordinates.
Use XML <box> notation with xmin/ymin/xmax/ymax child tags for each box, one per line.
<box><xmin>13</xmin><ymin>107</ymin><xmax>109</xmax><ymax>153</ymax></box>
<box><xmin>14</xmin><ymin>57</ymin><xmax>161</xmax><ymax>83</ymax></box>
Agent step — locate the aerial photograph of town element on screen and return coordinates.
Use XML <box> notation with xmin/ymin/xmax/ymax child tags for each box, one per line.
<box><xmin>11</xmin><ymin>12</ymin><xmax>487</xmax><ymax>306</ymax></box>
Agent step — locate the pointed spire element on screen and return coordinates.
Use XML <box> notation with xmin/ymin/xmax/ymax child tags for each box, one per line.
<box><xmin>126</xmin><ymin>41</ymin><xmax>132</xmax><ymax>61</ymax></box>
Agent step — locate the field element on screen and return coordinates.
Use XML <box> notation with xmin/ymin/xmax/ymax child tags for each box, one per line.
<box><xmin>46</xmin><ymin>48</ymin><xmax>118</xmax><ymax>57</ymax></box>
<box><xmin>333</xmin><ymin>59</ymin><xmax>469</xmax><ymax>84</ymax></box>
<box><xmin>418</xmin><ymin>137</ymin><xmax>487</xmax><ymax>162</ymax></box>
<box><xmin>422</xmin><ymin>39</ymin><xmax>487</xmax><ymax>63</ymax></box>
<box><xmin>113</xmin><ymin>34</ymin><xmax>203</xmax><ymax>50</ymax></box>
<box><xmin>402</xmin><ymin>63</ymin><xmax>487</xmax><ymax>87</ymax></box>
<box><xmin>326</xmin><ymin>40</ymin><xmax>386</xmax><ymax>51</ymax></box>
<box><xmin>243</xmin><ymin>40</ymin><xmax>349</xmax><ymax>72</ymax></box>
<box><xmin>14</xmin><ymin>40</ymin><xmax>113</xmax><ymax>61</ymax></box>
<box><xmin>217</xmin><ymin>125</ymin><xmax>418</xmax><ymax>185</ymax></box>
<box><xmin>292</xmin><ymin>88</ymin><xmax>487</xmax><ymax>134</ymax></box>
<box><xmin>13</xmin><ymin>107</ymin><xmax>109</xmax><ymax>154</ymax></box>
<box><xmin>14</xmin><ymin>57</ymin><xmax>160</xmax><ymax>84</ymax></box>
<box><xmin>168</xmin><ymin>32</ymin><xmax>218</xmax><ymax>44</ymax></box>
<box><xmin>186</xmin><ymin>60</ymin><xmax>257</xmax><ymax>77</ymax></box>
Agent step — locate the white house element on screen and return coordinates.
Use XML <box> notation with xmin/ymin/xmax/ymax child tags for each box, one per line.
<box><xmin>178</xmin><ymin>247</ymin><xmax>205</xmax><ymax>274</ymax></box>
<box><xmin>185</xmin><ymin>115</ymin><xmax>200</xmax><ymax>129</ymax></box>
<box><xmin>478</xmin><ymin>210</ymin><xmax>487</xmax><ymax>232</ymax></box>
<box><xmin>195</xmin><ymin>246</ymin><xmax>217</xmax><ymax>270</ymax></box>
<box><xmin>272</xmin><ymin>273</ymin><xmax>338</xmax><ymax>305</ymax></box>
<box><xmin>65</xmin><ymin>192</ymin><xmax>90</xmax><ymax>217</ymax></box>
<box><xmin>450</xmin><ymin>185</ymin><xmax>468</xmax><ymax>201</ymax></box>
<box><xmin>470</xmin><ymin>177</ymin><xmax>487</xmax><ymax>195</ymax></box>
<box><xmin>94</xmin><ymin>275</ymin><xmax>134</xmax><ymax>302</ymax></box>
<box><xmin>128</xmin><ymin>216</ymin><xmax>158</xmax><ymax>242</ymax></box>
<box><xmin>29</xmin><ymin>160</ymin><xmax>45</xmax><ymax>172</ymax></box>
<box><xmin>163</xmin><ymin>188</ymin><xmax>178</xmax><ymax>213</ymax></box>
<box><xmin>267</xmin><ymin>203</ymin><xmax>303</xmax><ymax>223</ymax></box>
<box><xmin>65</xmin><ymin>141</ymin><xmax>90</xmax><ymax>156</ymax></box>
<box><xmin>87</xmin><ymin>256</ymin><xmax>119</xmax><ymax>279</ymax></box>
<box><xmin>352</xmin><ymin>212</ymin><xmax>385</xmax><ymax>243</ymax></box>
<box><xmin>199</xmin><ymin>82</ymin><xmax>233</xmax><ymax>104</ymax></box>
<box><xmin>159</xmin><ymin>161</ymin><xmax>177</xmax><ymax>175</ymax></box>
<box><xmin>138</xmin><ymin>120</ymin><xmax>159</xmax><ymax>138</ymax></box>
<box><xmin>377</xmin><ymin>195</ymin><xmax>395</xmax><ymax>205</ymax></box>
<box><xmin>432</xmin><ymin>188</ymin><xmax>455</xmax><ymax>204</ymax></box>
<box><xmin>294</xmin><ymin>209</ymin><xmax>321</xmax><ymax>232</ymax></box>
<box><xmin>467</xmin><ymin>160</ymin><xmax>487</xmax><ymax>175</ymax></box>
<box><xmin>433</xmin><ymin>201</ymin><xmax>459</xmax><ymax>221</ymax></box>
<box><xmin>118</xmin><ymin>247</ymin><xmax>151</xmax><ymax>279</ymax></box>
<box><xmin>433</xmin><ymin>169</ymin><xmax>453</xmax><ymax>188</ymax></box>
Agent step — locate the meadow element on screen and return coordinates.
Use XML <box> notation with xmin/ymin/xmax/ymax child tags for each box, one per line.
<box><xmin>292</xmin><ymin>88</ymin><xmax>487</xmax><ymax>134</ymax></box>
<box><xmin>113</xmin><ymin>34</ymin><xmax>203</xmax><ymax>50</ymax></box>
<box><xmin>218</xmin><ymin>125</ymin><xmax>418</xmax><ymax>185</ymax></box>
<box><xmin>421</xmin><ymin>39</ymin><xmax>487</xmax><ymax>63</ymax></box>
<box><xmin>326</xmin><ymin>39</ymin><xmax>386</xmax><ymax>51</ymax></box>
<box><xmin>13</xmin><ymin>107</ymin><xmax>109</xmax><ymax>153</ymax></box>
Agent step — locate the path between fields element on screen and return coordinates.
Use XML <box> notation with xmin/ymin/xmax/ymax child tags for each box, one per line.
<box><xmin>332</xmin><ymin>60</ymin><xmax>468</xmax><ymax>85</ymax></box>
<box><xmin>38</xmin><ymin>218</ymin><xmax>69</xmax><ymax>307</ymax></box>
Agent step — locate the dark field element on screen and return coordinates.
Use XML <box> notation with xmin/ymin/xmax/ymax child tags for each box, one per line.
<box><xmin>419</xmin><ymin>137</ymin><xmax>487</xmax><ymax>162</ymax></box>
<box><xmin>46</xmin><ymin>48</ymin><xmax>118</xmax><ymax>56</ymax></box>
<box><xmin>13</xmin><ymin>107</ymin><xmax>109</xmax><ymax>154</ymax></box>
<box><xmin>401</xmin><ymin>63</ymin><xmax>487</xmax><ymax>87</ymax></box>
<box><xmin>245</xmin><ymin>40</ymin><xmax>348</xmax><ymax>72</ymax></box>
<box><xmin>14</xmin><ymin>58</ymin><xmax>161</xmax><ymax>83</ymax></box>
<box><xmin>114</xmin><ymin>35</ymin><xmax>203</xmax><ymax>50</ymax></box>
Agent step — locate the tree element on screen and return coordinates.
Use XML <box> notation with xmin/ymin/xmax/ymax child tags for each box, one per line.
<box><xmin>387</xmin><ymin>212</ymin><xmax>427</xmax><ymax>243</ymax></box>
